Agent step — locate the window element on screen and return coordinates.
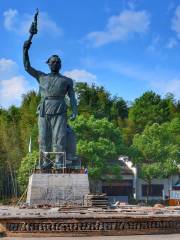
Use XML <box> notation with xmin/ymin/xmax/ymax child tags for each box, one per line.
<box><xmin>102</xmin><ymin>180</ymin><xmax>133</xmax><ymax>196</ymax></box>
<box><xmin>142</xmin><ymin>184</ymin><xmax>164</xmax><ymax>197</ymax></box>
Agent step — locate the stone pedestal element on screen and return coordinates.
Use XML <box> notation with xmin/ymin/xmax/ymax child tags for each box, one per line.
<box><xmin>26</xmin><ymin>173</ymin><xmax>89</xmax><ymax>205</ymax></box>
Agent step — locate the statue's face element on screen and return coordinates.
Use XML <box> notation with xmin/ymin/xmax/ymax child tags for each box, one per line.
<box><xmin>48</xmin><ymin>57</ymin><xmax>61</xmax><ymax>72</ymax></box>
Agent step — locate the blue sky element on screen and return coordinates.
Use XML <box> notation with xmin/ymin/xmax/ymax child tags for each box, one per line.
<box><xmin>1</xmin><ymin>0</ymin><xmax>180</xmax><ymax>108</ymax></box>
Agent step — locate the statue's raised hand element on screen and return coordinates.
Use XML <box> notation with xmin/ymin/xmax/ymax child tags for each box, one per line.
<box><xmin>29</xmin><ymin>9</ymin><xmax>38</xmax><ymax>36</ymax></box>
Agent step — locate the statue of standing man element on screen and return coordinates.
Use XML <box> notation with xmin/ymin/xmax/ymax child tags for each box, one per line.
<box><xmin>23</xmin><ymin>10</ymin><xmax>77</xmax><ymax>169</ymax></box>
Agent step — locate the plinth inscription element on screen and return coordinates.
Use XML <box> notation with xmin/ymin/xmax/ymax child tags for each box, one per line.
<box><xmin>6</xmin><ymin>220</ymin><xmax>180</xmax><ymax>233</ymax></box>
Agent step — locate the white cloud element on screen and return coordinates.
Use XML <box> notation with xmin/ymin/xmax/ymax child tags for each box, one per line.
<box><xmin>147</xmin><ymin>35</ymin><xmax>160</xmax><ymax>53</ymax></box>
<box><xmin>3</xmin><ymin>9</ymin><xmax>62</xmax><ymax>36</ymax></box>
<box><xmin>127</xmin><ymin>0</ymin><xmax>138</xmax><ymax>10</ymax></box>
<box><xmin>0</xmin><ymin>58</ymin><xmax>33</xmax><ymax>108</ymax></box>
<box><xmin>39</xmin><ymin>12</ymin><xmax>62</xmax><ymax>36</ymax></box>
<box><xmin>119</xmin><ymin>63</ymin><xmax>180</xmax><ymax>98</ymax></box>
<box><xmin>0</xmin><ymin>58</ymin><xmax>18</xmax><ymax>78</ymax></box>
<box><xmin>94</xmin><ymin>59</ymin><xmax>180</xmax><ymax>98</ymax></box>
<box><xmin>64</xmin><ymin>69</ymin><xmax>97</xmax><ymax>84</ymax></box>
<box><xmin>151</xmin><ymin>79</ymin><xmax>180</xmax><ymax>98</ymax></box>
<box><xmin>0</xmin><ymin>76</ymin><xmax>29</xmax><ymax>108</ymax></box>
<box><xmin>86</xmin><ymin>9</ymin><xmax>150</xmax><ymax>47</ymax></box>
<box><xmin>166</xmin><ymin>38</ymin><xmax>178</xmax><ymax>49</ymax></box>
<box><xmin>172</xmin><ymin>6</ymin><xmax>180</xmax><ymax>38</ymax></box>
<box><xmin>3</xmin><ymin>9</ymin><xmax>18</xmax><ymax>31</ymax></box>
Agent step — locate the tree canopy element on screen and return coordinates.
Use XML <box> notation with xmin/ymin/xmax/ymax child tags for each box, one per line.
<box><xmin>70</xmin><ymin>115</ymin><xmax>124</xmax><ymax>179</ymax></box>
<box><xmin>75</xmin><ymin>82</ymin><xmax>128</xmax><ymax>122</ymax></box>
<box><xmin>129</xmin><ymin>91</ymin><xmax>171</xmax><ymax>133</ymax></box>
<box><xmin>130</xmin><ymin>119</ymin><xmax>180</xmax><ymax>200</ymax></box>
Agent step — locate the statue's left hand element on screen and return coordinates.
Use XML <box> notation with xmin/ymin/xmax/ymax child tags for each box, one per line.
<box><xmin>69</xmin><ymin>113</ymin><xmax>77</xmax><ymax>121</ymax></box>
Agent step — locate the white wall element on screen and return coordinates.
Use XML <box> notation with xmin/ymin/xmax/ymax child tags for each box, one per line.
<box><xmin>136</xmin><ymin>175</ymin><xmax>179</xmax><ymax>201</ymax></box>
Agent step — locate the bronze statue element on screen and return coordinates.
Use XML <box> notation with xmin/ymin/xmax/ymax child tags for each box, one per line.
<box><xmin>23</xmin><ymin>10</ymin><xmax>78</xmax><ymax>169</ymax></box>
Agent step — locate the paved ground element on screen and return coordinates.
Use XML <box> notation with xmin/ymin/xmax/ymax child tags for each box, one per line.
<box><xmin>3</xmin><ymin>234</ymin><xmax>180</xmax><ymax>240</ymax></box>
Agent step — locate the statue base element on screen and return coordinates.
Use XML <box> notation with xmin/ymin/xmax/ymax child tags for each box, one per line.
<box><xmin>26</xmin><ymin>173</ymin><xmax>89</xmax><ymax>206</ymax></box>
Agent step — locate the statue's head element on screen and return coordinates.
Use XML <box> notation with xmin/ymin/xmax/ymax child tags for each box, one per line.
<box><xmin>46</xmin><ymin>55</ymin><xmax>61</xmax><ymax>73</ymax></box>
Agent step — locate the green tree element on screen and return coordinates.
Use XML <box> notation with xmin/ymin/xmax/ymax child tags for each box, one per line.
<box><xmin>0</xmin><ymin>92</ymin><xmax>40</xmax><ymax>199</ymax></box>
<box><xmin>130</xmin><ymin>121</ymin><xmax>180</xmax><ymax>202</ymax></box>
<box><xmin>17</xmin><ymin>151</ymin><xmax>39</xmax><ymax>192</ymax></box>
<box><xmin>129</xmin><ymin>91</ymin><xmax>171</xmax><ymax>133</ymax></box>
<box><xmin>163</xmin><ymin>93</ymin><xmax>180</xmax><ymax>119</ymax></box>
<box><xmin>75</xmin><ymin>82</ymin><xmax>128</xmax><ymax>122</ymax></box>
<box><xmin>70</xmin><ymin>115</ymin><xmax>125</xmax><ymax>179</ymax></box>
<box><xmin>20</xmin><ymin>91</ymin><xmax>40</xmax><ymax>153</ymax></box>
<box><xmin>0</xmin><ymin>106</ymin><xmax>23</xmax><ymax>198</ymax></box>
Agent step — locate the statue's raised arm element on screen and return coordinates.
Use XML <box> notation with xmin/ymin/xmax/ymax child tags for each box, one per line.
<box><xmin>23</xmin><ymin>9</ymin><xmax>43</xmax><ymax>81</ymax></box>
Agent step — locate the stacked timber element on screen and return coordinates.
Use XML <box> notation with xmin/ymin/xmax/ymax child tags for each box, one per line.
<box><xmin>84</xmin><ymin>193</ymin><xmax>108</xmax><ymax>208</ymax></box>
